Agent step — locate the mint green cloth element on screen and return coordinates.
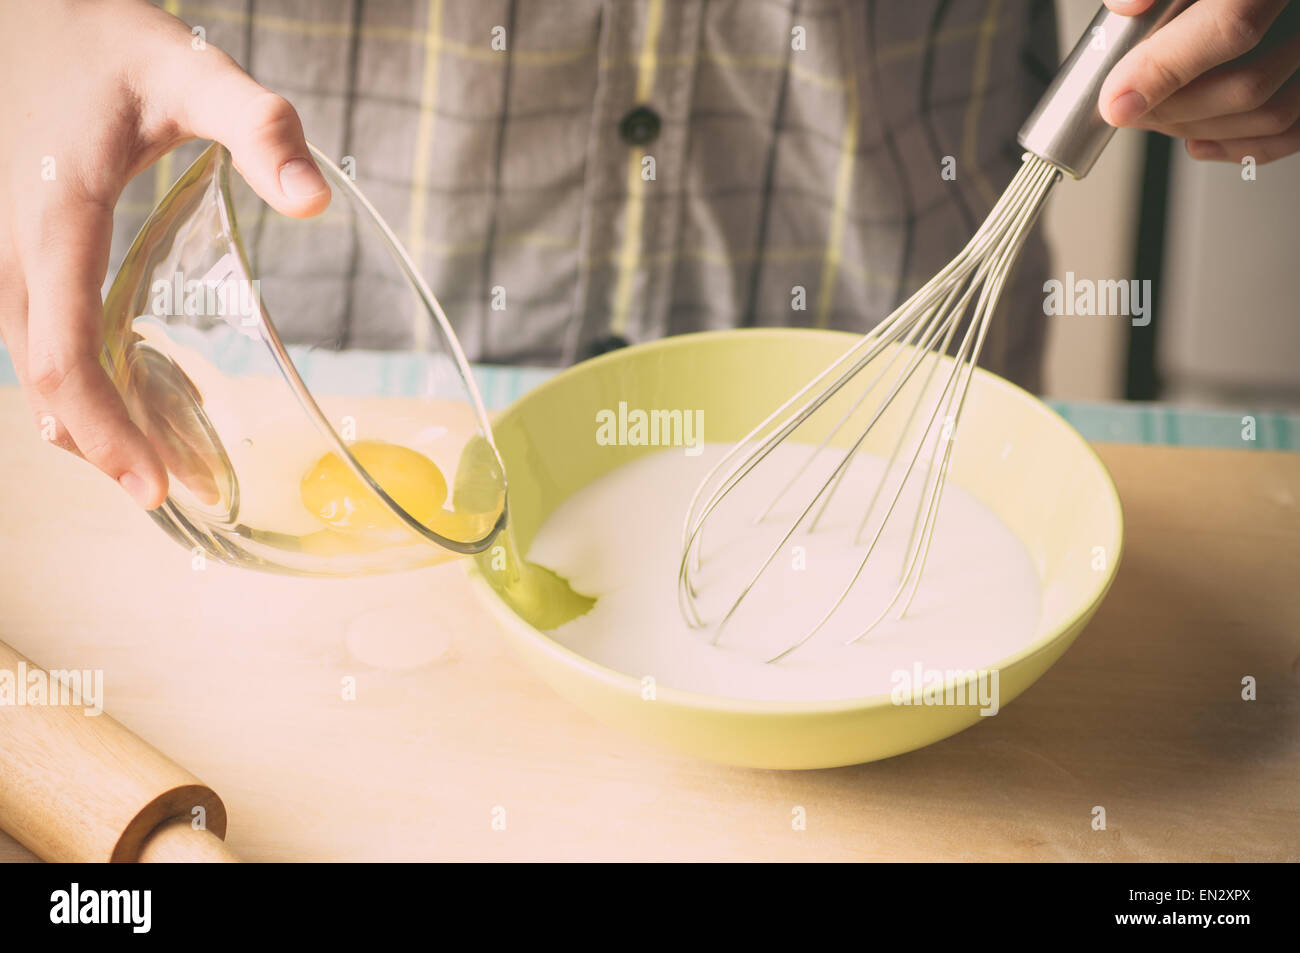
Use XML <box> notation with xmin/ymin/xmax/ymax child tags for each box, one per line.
<box><xmin>473</xmin><ymin>364</ymin><xmax>1297</xmax><ymax>452</ymax></box>
<box><xmin>1043</xmin><ymin>399</ymin><xmax>1294</xmax><ymax>452</ymax></box>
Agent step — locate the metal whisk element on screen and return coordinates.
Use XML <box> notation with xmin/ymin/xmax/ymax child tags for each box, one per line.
<box><xmin>678</xmin><ymin>1</ymin><xmax>1189</xmax><ymax>662</ymax></box>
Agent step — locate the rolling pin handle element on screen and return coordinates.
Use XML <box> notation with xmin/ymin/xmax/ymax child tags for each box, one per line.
<box><xmin>138</xmin><ymin>818</ymin><xmax>240</xmax><ymax>863</ymax></box>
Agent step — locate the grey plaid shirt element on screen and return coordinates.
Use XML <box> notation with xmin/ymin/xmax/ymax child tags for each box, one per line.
<box><xmin>119</xmin><ymin>0</ymin><xmax>1059</xmax><ymax>390</ymax></box>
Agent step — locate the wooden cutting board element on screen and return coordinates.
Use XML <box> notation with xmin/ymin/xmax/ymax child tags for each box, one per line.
<box><xmin>0</xmin><ymin>387</ymin><xmax>1296</xmax><ymax>861</ymax></box>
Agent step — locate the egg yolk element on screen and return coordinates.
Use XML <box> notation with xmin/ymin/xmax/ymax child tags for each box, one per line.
<box><xmin>301</xmin><ymin>440</ymin><xmax>448</xmax><ymax>533</ymax></box>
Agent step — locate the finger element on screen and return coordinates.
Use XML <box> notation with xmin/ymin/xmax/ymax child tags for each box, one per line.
<box><xmin>124</xmin><ymin>356</ymin><xmax>223</xmax><ymax>506</ymax></box>
<box><xmin>1187</xmin><ymin>115</ymin><xmax>1300</xmax><ymax>162</ymax></box>
<box><xmin>16</xmin><ymin>193</ymin><xmax>169</xmax><ymax>508</ymax></box>
<box><xmin>0</xmin><ymin>250</ymin><xmax>82</xmax><ymax>454</ymax></box>
<box><xmin>1147</xmin><ymin>10</ymin><xmax>1300</xmax><ymax>123</ymax></box>
<box><xmin>1103</xmin><ymin>0</ymin><xmax>1159</xmax><ymax>14</ymax></box>
<box><xmin>146</xmin><ymin>38</ymin><xmax>330</xmax><ymax>218</ymax></box>
<box><xmin>138</xmin><ymin>406</ymin><xmax>221</xmax><ymax>505</ymax></box>
<box><xmin>1101</xmin><ymin>0</ymin><xmax>1291</xmax><ymax>125</ymax></box>
<box><xmin>1141</xmin><ymin>72</ymin><xmax>1300</xmax><ymax>139</ymax></box>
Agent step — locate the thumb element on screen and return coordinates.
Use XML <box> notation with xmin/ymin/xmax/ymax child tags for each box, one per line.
<box><xmin>162</xmin><ymin>47</ymin><xmax>330</xmax><ymax>218</ymax></box>
<box><xmin>1102</xmin><ymin>0</ymin><xmax>1158</xmax><ymax>13</ymax></box>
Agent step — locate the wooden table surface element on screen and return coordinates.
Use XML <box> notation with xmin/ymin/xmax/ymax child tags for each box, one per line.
<box><xmin>0</xmin><ymin>387</ymin><xmax>1296</xmax><ymax>861</ymax></box>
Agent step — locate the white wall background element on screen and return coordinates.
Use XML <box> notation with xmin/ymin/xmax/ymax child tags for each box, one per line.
<box><xmin>1160</xmin><ymin>147</ymin><xmax>1300</xmax><ymax>409</ymax></box>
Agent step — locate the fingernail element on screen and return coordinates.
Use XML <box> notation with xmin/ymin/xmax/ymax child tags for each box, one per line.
<box><xmin>279</xmin><ymin>157</ymin><xmax>327</xmax><ymax>199</ymax></box>
<box><xmin>1107</xmin><ymin>90</ymin><xmax>1148</xmax><ymax>125</ymax></box>
<box><xmin>119</xmin><ymin>471</ymin><xmax>155</xmax><ymax>508</ymax></box>
<box><xmin>1189</xmin><ymin>140</ymin><xmax>1225</xmax><ymax>160</ymax></box>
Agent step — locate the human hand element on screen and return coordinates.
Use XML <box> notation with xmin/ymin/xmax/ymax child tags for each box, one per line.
<box><xmin>1100</xmin><ymin>0</ymin><xmax>1300</xmax><ymax>163</ymax></box>
<box><xmin>0</xmin><ymin>0</ymin><xmax>329</xmax><ymax>509</ymax></box>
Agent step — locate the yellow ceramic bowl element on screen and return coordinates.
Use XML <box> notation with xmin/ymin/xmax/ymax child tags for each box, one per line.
<box><xmin>468</xmin><ymin>329</ymin><xmax>1123</xmax><ymax>769</ymax></box>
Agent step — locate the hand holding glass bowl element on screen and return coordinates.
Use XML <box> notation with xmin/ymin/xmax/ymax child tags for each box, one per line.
<box><xmin>101</xmin><ymin>142</ymin><xmax>507</xmax><ymax>575</ymax></box>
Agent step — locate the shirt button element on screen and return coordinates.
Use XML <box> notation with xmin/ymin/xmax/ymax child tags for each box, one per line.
<box><xmin>618</xmin><ymin>106</ymin><xmax>661</xmax><ymax>145</ymax></box>
<box><xmin>584</xmin><ymin>334</ymin><xmax>630</xmax><ymax>358</ymax></box>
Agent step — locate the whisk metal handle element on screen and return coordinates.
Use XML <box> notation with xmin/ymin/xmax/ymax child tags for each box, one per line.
<box><xmin>1018</xmin><ymin>0</ymin><xmax>1195</xmax><ymax>178</ymax></box>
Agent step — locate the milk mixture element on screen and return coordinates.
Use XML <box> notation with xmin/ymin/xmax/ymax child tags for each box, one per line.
<box><xmin>526</xmin><ymin>444</ymin><xmax>1043</xmax><ymax>702</ymax></box>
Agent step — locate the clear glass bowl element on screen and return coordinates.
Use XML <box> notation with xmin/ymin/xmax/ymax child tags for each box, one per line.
<box><xmin>101</xmin><ymin>142</ymin><xmax>507</xmax><ymax>575</ymax></box>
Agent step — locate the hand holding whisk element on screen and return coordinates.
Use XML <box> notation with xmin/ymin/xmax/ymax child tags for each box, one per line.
<box><xmin>679</xmin><ymin>1</ymin><xmax>1192</xmax><ymax>663</ymax></box>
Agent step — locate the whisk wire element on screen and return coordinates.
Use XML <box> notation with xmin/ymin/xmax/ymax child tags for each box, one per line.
<box><xmin>848</xmin><ymin>156</ymin><xmax>1061</xmax><ymax>643</ymax></box>
<box><xmin>679</xmin><ymin>154</ymin><xmax>1061</xmax><ymax>660</ymax></box>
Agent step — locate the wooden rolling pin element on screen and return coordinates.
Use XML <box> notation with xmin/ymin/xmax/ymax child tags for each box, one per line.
<box><xmin>0</xmin><ymin>638</ymin><xmax>237</xmax><ymax>862</ymax></box>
